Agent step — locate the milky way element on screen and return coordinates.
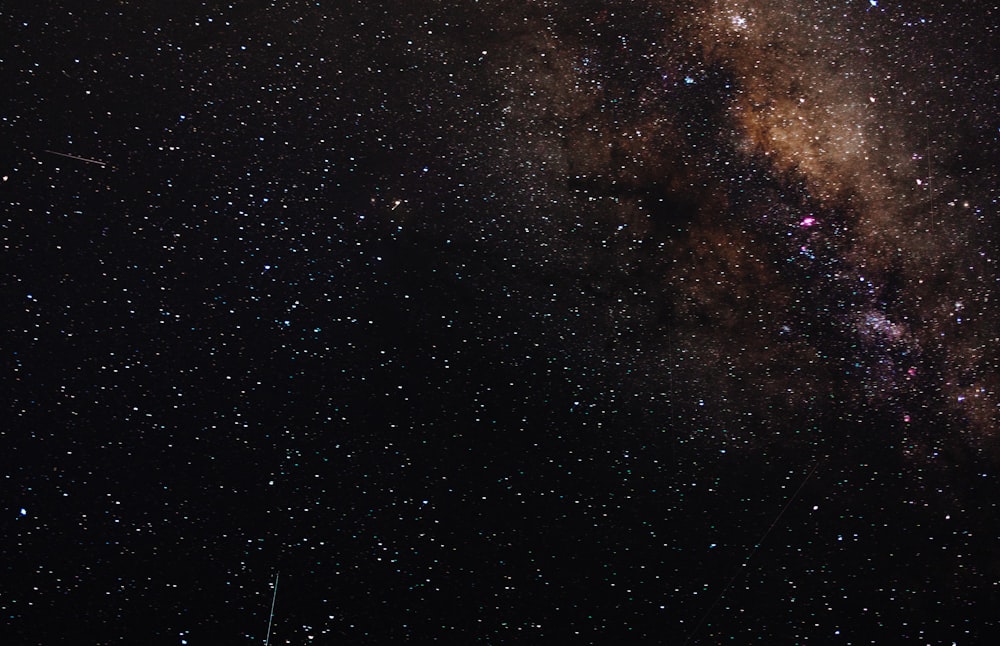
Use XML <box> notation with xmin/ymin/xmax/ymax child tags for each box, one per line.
<box><xmin>490</xmin><ymin>0</ymin><xmax>1000</xmax><ymax>460</ymax></box>
<box><xmin>693</xmin><ymin>0</ymin><xmax>999</xmax><ymax>447</ymax></box>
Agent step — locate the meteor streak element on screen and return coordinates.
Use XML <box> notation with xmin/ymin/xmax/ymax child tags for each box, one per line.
<box><xmin>43</xmin><ymin>150</ymin><xmax>107</xmax><ymax>166</ymax></box>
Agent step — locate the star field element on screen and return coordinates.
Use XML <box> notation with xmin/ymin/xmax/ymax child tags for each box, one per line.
<box><xmin>3</xmin><ymin>1</ymin><xmax>1000</xmax><ymax>643</ymax></box>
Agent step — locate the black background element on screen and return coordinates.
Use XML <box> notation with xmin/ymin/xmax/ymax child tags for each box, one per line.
<box><xmin>4</xmin><ymin>1</ymin><xmax>999</xmax><ymax>643</ymax></box>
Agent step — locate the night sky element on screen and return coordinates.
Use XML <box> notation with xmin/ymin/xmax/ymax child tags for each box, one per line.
<box><xmin>4</xmin><ymin>1</ymin><xmax>1000</xmax><ymax>643</ymax></box>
